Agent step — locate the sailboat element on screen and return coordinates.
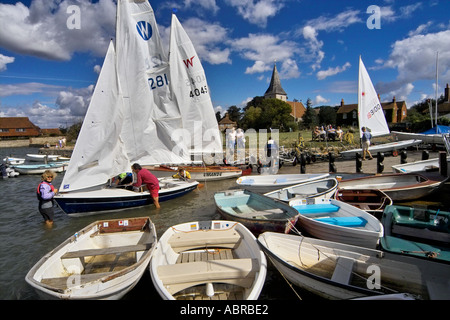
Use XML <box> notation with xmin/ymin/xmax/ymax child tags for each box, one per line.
<box><xmin>142</xmin><ymin>12</ymin><xmax>242</xmax><ymax>181</ymax></box>
<box><xmin>340</xmin><ymin>57</ymin><xmax>422</xmax><ymax>159</ymax></box>
<box><xmin>54</xmin><ymin>1</ymin><xmax>199</xmax><ymax>215</ymax></box>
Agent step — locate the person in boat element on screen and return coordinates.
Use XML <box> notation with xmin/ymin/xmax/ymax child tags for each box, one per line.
<box><xmin>131</xmin><ymin>163</ymin><xmax>160</xmax><ymax>209</ymax></box>
<box><xmin>361</xmin><ymin>127</ymin><xmax>373</xmax><ymax>160</ymax></box>
<box><xmin>36</xmin><ymin>170</ymin><xmax>58</xmax><ymax>227</ymax></box>
<box><xmin>172</xmin><ymin>168</ymin><xmax>191</xmax><ymax>181</ymax></box>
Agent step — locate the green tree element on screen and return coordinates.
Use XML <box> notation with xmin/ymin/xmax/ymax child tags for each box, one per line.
<box><xmin>301</xmin><ymin>98</ymin><xmax>319</xmax><ymax>129</ymax></box>
<box><xmin>318</xmin><ymin>106</ymin><xmax>337</xmax><ymax>125</ymax></box>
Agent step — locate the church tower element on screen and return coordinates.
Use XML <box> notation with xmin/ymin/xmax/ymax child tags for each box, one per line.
<box><xmin>264</xmin><ymin>62</ymin><xmax>287</xmax><ymax>102</ymax></box>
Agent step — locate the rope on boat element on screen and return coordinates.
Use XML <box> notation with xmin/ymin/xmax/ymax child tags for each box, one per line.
<box><xmin>285</xmin><ymin>218</ymin><xmax>399</xmax><ymax>295</ymax></box>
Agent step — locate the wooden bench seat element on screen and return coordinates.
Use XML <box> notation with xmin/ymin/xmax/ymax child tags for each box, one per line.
<box><xmin>40</xmin><ymin>271</ymin><xmax>113</xmax><ymax>290</ymax></box>
<box><xmin>168</xmin><ymin>229</ymin><xmax>242</xmax><ymax>253</ymax></box>
<box><xmin>331</xmin><ymin>257</ymin><xmax>355</xmax><ymax>285</ymax></box>
<box><xmin>157</xmin><ymin>258</ymin><xmax>258</xmax><ymax>294</ymax></box>
<box><xmin>61</xmin><ymin>243</ymin><xmax>152</xmax><ymax>259</ymax></box>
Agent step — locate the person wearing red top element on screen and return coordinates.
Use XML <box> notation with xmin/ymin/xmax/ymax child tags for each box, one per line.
<box><xmin>131</xmin><ymin>163</ymin><xmax>160</xmax><ymax>209</ymax></box>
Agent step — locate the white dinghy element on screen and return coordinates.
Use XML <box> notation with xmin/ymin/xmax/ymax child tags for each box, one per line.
<box><xmin>258</xmin><ymin>232</ymin><xmax>450</xmax><ymax>300</ymax></box>
<box><xmin>150</xmin><ymin>220</ymin><xmax>267</xmax><ymax>300</ymax></box>
<box><xmin>26</xmin><ymin>217</ymin><xmax>157</xmax><ymax>300</ymax></box>
<box><xmin>289</xmin><ymin>198</ymin><xmax>383</xmax><ymax>248</ymax></box>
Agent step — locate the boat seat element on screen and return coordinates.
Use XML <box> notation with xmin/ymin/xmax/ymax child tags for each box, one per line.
<box><xmin>157</xmin><ymin>258</ymin><xmax>259</xmax><ymax>294</ymax></box>
<box><xmin>40</xmin><ymin>271</ymin><xmax>114</xmax><ymax>290</ymax></box>
<box><xmin>293</xmin><ymin>204</ymin><xmax>339</xmax><ymax>215</ymax></box>
<box><xmin>236</xmin><ymin>205</ymin><xmax>254</xmax><ymax>213</ymax></box>
<box><xmin>168</xmin><ymin>229</ymin><xmax>242</xmax><ymax>253</ymax></box>
<box><xmin>331</xmin><ymin>257</ymin><xmax>355</xmax><ymax>285</ymax></box>
<box><xmin>61</xmin><ymin>243</ymin><xmax>152</xmax><ymax>260</ymax></box>
<box><xmin>314</xmin><ymin>216</ymin><xmax>368</xmax><ymax>227</ymax></box>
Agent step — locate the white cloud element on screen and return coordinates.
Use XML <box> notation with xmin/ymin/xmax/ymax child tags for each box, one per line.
<box><xmin>0</xmin><ymin>54</ymin><xmax>15</xmax><ymax>72</ymax></box>
<box><xmin>313</xmin><ymin>95</ymin><xmax>329</xmax><ymax>105</ymax></box>
<box><xmin>225</xmin><ymin>0</ymin><xmax>285</xmax><ymax>27</ymax></box>
<box><xmin>161</xmin><ymin>17</ymin><xmax>231</xmax><ymax>65</ymax></box>
<box><xmin>0</xmin><ymin>0</ymin><xmax>116</xmax><ymax>60</ymax></box>
<box><xmin>304</xmin><ymin>9</ymin><xmax>362</xmax><ymax>32</ymax></box>
<box><xmin>232</xmin><ymin>33</ymin><xmax>300</xmax><ymax>78</ymax></box>
<box><xmin>316</xmin><ymin>62</ymin><xmax>351</xmax><ymax>80</ymax></box>
<box><xmin>299</xmin><ymin>9</ymin><xmax>362</xmax><ymax>71</ymax></box>
<box><xmin>0</xmin><ymin>82</ymin><xmax>64</xmax><ymax>97</ymax></box>
<box><xmin>378</xmin><ymin>30</ymin><xmax>450</xmax><ymax>95</ymax></box>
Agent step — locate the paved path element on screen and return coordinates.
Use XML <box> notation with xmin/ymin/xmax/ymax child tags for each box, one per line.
<box><xmin>278</xmin><ymin>149</ymin><xmax>447</xmax><ymax>175</ymax></box>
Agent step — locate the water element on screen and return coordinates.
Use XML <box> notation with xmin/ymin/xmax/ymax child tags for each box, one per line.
<box><xmin>2</xmin><ymin>147</ymin><xmax>448</xmax><ymax>301</ymax></box>
<box><xmin>0</xmin><ymin>147</ymin><xmax>305</xmax><ymax>300</ymax></box>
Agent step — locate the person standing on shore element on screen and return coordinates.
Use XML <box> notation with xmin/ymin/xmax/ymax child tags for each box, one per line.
<box><xmin>36</xmin><ymin>170</ymin><xmax>58</xmax><ymax>227</ymax></box>
<box><xmin>131</xmin><ymin>163</ymin><xmax>160</xmax><ymax>209</ymax></box>
<box><xmin>361</xmin><ymin>127</ymin><xmax>373</xmax><ymax>160</ymax></box>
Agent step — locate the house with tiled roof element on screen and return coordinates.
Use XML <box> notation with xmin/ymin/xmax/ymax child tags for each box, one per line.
<box><xmin>336</xmin><ymin>96</ymin><xmax>407</xmax><ymax>127</ymax></box>
<box><xmin>0</xmin><ymin>117</ymin><xmax>40</xmax><ymax>139</ymax></box>
<box><xmin>264</xmin><ymin>62</ymin><xmax>306</xmax><ymax>122</ymax></box>
<box><xmin>218</xmin><ymin>113</ymin><xmax>237</xmax><ymax>131</ymax></box>
<box><xmin>424</xmin><ymin>83</ymin><xmax>450</xmax><ymax>117</ymax></box>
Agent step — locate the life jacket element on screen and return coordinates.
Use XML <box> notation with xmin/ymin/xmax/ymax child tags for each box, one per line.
<box><xmin>36</xmin><ymin>181</ymin><xmax>55</xmax><ymax>201</ymax></box>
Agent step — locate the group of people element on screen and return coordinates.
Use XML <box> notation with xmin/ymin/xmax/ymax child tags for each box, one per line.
<box><xmin>36</xmin><ymin>164</ymin><xmax>192</xmax><ymax>226</ymax></box>
<box><xmin>226</xmin><ymin>127</ymin><xmax>246</xmax><ymax>152</ymax></box>
<box><xmin>313</xmin><ymin>125</ymin><xmax>343</xmax><ymax>142</ymax></box>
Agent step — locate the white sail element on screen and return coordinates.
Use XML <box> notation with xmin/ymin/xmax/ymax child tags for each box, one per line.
<box><xmin>169</xmin><ymin>13</ymin><xmax>223</xmax><ymax>160</ymax></box>
<box><xmin>116</xmin><ymin>0</ymin><xmax>190</xmax><ymax>165</ymax></box>
<box><xmin>60</xmin><ymin>41</ymin><xmax>129</xmax><ymax>192</ymax></box>
<box><xmin>358</xmin><ymin>57</ymin><xmax>390</xmax><ymax>138</ymax></box>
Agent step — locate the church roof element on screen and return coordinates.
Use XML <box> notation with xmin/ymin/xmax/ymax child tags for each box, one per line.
<box><xmin>265</xmin><ymin>63</ymin><xmax>286</xmax><ymax>96</ymax></box>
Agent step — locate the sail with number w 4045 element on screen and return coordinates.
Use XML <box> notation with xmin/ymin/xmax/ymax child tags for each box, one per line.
<box><xmin>358</xmin><ymin>56</ymin><xmax>390</xmax><ymax>138</ymax></box>
<box><xmin>169</xmin><ymin>13</ymin><xmax>223</xmax><ymax>163</ymax></box>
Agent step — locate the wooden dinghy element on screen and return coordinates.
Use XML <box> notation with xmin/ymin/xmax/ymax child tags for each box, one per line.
<box><xmin>258</xmin><ymin>232</ymin><xmax>450</xmax><ymax>300</ymax></box>
<box><xmin>264</xmin><ymin>177</ymin><xmax>338</xmax><ymax>202</ymax></box>
<box><xmin>150</xmin><ymin>220</ymin><xmax>267</xmax><ymax>300</ymax></box>
<box><xmin>145</xmin><ymin>164</ymin><xmax>243</xmax><ymax>181</ymax></box>
<box><xmin>289</xmin><ymin>198</ymin><xmax>383</xmax><ymax>248</ymax></box>
<box><xmin>334</xmin><ymin>188</ymin><xmax>392</xmax><ymax>218</ymax></box>
<box><xmin>380</xmin><ymin>205</ymin><xmax>450</xmax><ymax>263</ymax></box>
<box><xmin>26</xmin><ymin>217</ymin><xmax>157</xmax><ymax>300</ymax></box>
<box><xmin>337</xmin><ymin>173</ymin><xmax>444</xmax><ymax>201</ymax></box>
<box><xmin>214</xmin><ymin>189</ymin><xmax>301</xmax><ymax>234</ymax></box>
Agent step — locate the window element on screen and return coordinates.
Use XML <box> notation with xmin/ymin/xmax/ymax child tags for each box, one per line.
<box><xmin>0</xmin><ymin>128</ymin><xmax>9</xmax><ymax>132</ymax></box>
<box><xmin>352</xmin><ymin>110</ymin><xmax>357</xmax><ymax>119</ymax></box>
<box><xmin>343</xmin><ymin>113</ymin><xmax>347</xmax><ymax>119</ymax></box>
<box><xmin>16</xmin><ymin>128</ymin><xmax>26</xmax><ymax>132</ymax></box>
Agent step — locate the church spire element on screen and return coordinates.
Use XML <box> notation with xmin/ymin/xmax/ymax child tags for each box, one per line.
<box><xmin>264</xmin><ymin>61</ymin><xmax>287</xmax><ymax>101</ymax></box>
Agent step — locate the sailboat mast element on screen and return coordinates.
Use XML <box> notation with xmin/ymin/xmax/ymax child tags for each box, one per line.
<box><xmin>435</xmin><ymin>51</ymin><xmax>439</xmax><ymax>130</ymax></box>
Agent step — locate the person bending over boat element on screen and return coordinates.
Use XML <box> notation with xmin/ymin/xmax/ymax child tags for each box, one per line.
<box><xmin>131</xmin><ymin>163</ymin><xmax>160</xmax><ymax>209</ymax></box>
<box><xmin>36</xmin><ymin>170</ymin><xmax>58</xmax><ymax>227</ymax></box>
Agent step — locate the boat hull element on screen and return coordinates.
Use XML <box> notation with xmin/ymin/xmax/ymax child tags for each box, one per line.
<box><xmin>55</xmin><ymin>181</ymin><xmax>198</xmax><ymax>215</ymax></box>
<box><xmin>258</xmin><ymin>232</ymin><xmax>450</xmax><ymax>300</ymax></box>
<box><xmin>236</xmin><ymin>173</ymin><xmax>330</xmax><ymax>194</ymax></box>
<box><xmin>289</xmin><ymin>198</ymin><xmax>383</xmax><ymax>248</ymax></box>
<box><xmin>25</xmin><ymin>217</ymin><xmax>157</xmax><ymax>300</ymax></box>
<box><xmin>146</xmin><ymin>165</ymin><xmax>242</xmax><ymax>181</ymax></box>
<box><xmin>14</xmin><ymin>162</ymin><xmax>69</xmax><ymax>174</ymax></box>
<box><xmin>339</xmin><ymin>139</ymin><xmax>422</xmax><ymax>159</ymax></box>
<box><xmin>264</xmin><ymin>178</ymin><xmax>338</xmax><ymax>202</ymax></box>
<box><xmin>150</xmin><ymin>220</ymin><xmax>267</xmax><ymax>300</ymax></box>
<box><xmin>337</xmin><ymin>173</ymin><xmax>443</xmax><ymax>201</ymax></box>
<box><xmin>214</xmin><ymin>189</ymin><xmax>301</xmax><ymax>234</ymax></box>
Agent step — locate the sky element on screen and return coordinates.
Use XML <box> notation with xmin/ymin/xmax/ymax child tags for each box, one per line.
<box><xmin>0</xmin><ymin>0</ymin><xmax>449</xmax><ymax>129</ymax></box>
